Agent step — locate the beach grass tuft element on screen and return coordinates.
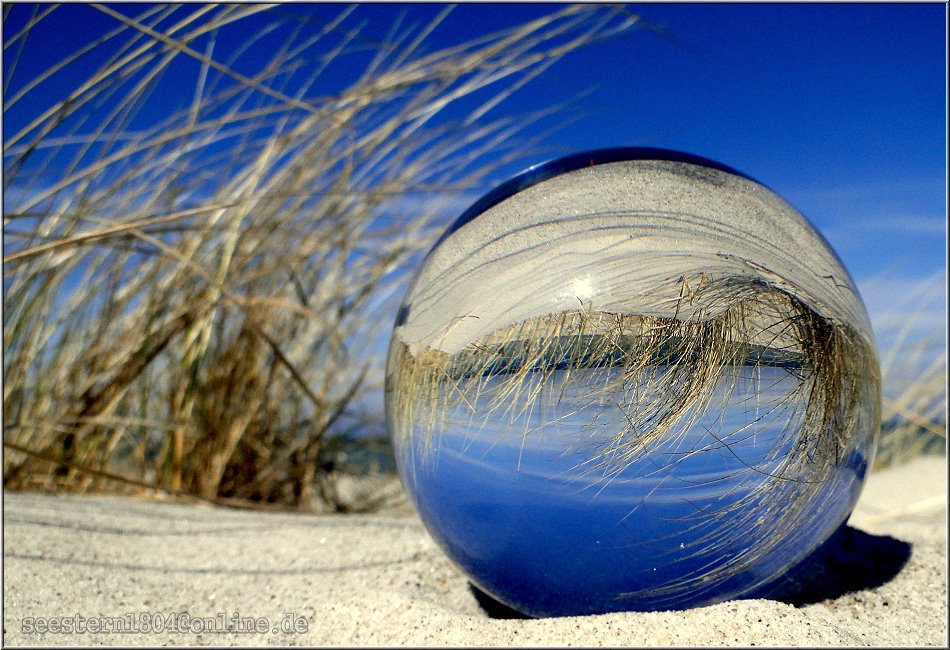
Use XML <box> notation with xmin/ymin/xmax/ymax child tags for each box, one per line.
<box><xmin>3</xmin><ymin>4</ymin><xmax>641</xmax><ymax>510</ymax></box>
<box><xmin>3</xmin><ymin>4</ymin><xmax>943</xmax><ymax>514</ymax></box>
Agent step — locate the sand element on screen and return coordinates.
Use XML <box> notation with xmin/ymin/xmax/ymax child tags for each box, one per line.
<box><xmin>3</xmin><ymin>455</ymin><xmax>946</xmax><ymax>646</ymax></box>
<box><xmin>396</xmin><ymin>158</ymin><xmax>872</xmax><ymax>356</ymax></box>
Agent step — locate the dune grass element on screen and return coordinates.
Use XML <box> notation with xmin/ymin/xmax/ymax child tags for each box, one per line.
<box><xmin>388</xmin><ymin>276</ymin><xmax>878</xmax><ymax>474</ymax></box>
<box><xmin>872</xmin><ymin>274</ymin><xmax>947</xmax><ymax>468</ymax></box>
<box><xmin>2</xmin><ymin>4</ymin><xmax>942</xmax><ymax>514</ymax></box>
<box><xmin>2</xmin><ymin>4</ymin><xmax>641</xmax><ymax>510</ymax></box>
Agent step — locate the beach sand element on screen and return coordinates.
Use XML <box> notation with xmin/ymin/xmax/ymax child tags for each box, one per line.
<box><xmin>3</xmin><ymin>455</ymin><xmax>946</xmax><ymax>646</ymax></box>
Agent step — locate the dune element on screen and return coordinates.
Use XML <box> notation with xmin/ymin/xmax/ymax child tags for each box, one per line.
<box><xmin>3</xmin><ymin>455</ymin><xmax>946</xmax><ymax>646</ymax></box>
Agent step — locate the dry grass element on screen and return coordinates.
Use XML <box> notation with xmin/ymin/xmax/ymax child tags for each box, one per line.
<box><xmin>2</xmin><ymin>4</ymin><xmax>641</xmax><ymax>510</ymax></box>
<box><xmin>3</xmin><ymin>4</ymin><xmax>941</xmax><ymax>518</ymax></box>
<box><xmin>389</xmin><ymin>276</ymin><xmax>878</xmax><ymax>471</ymax></box>
<box><xmin>873</xmin><ymin>274</ymin><xmax>947</xmax><ymax>468</ymax></box>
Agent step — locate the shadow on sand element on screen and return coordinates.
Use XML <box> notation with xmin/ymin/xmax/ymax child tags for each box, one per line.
<box><xmin>748</xmin><ymin>523</ymin><xmax>911</xmax><ymax>606</ymax></box>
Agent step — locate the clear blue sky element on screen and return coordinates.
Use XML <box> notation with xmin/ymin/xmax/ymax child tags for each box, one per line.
<box><xmin>4</xmin><ymin>2</ymin><xmax>947</xmax><ymax>349</ymax></box>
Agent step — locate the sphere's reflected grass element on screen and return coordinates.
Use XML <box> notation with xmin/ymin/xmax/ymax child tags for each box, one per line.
<box><xmin>385</xmin><ymin>151</ymin><xmax>880</xmax><ymax>617</ymax></box>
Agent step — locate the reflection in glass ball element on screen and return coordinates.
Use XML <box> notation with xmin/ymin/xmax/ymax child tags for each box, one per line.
<box><xmin>385</xmin><ymin>149</ymin><xmax>880</xmax><ymax>617</ymax></box>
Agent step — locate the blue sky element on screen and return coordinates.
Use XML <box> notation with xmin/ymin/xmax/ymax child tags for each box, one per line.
<box><xmin>4</xmin><ymin>2</ymin><xmax>947</xmax><ymax>355</ymax></box>
<box><xmin>468</xmin><ymin>3</ymin><xmax>948</xmax><ymax>318</ymax></box>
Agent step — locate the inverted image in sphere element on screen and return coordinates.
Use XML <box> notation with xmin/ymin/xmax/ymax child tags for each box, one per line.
<box><xmin>385</xmin><ymin>149</ymin><xmax>881</xmax><ymax>617</ymax></box>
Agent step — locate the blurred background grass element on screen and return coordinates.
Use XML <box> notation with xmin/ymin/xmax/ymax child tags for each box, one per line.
<box><xmin>3</xmin><ymin>4</ymin><xmax>944</xmax><ymax>512</ymax></box>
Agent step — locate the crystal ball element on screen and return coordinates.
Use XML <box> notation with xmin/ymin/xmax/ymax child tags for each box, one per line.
<box><xmin>385</xmin><ymin>148</ymin><xmax>880</xmax><ymax>617</ymax></box>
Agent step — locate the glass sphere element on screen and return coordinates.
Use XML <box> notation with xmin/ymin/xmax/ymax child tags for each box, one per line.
<box><xmin>385</xmin><ymin>148</ymin><xmax>880</xmax><ymax>617</ymax></box>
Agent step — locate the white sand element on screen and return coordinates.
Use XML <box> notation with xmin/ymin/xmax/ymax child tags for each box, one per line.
<box><xmin>3</xmin><ymin>455</ymin><xmax>946</xmax><ymax>646</ymax></box>
<box><xmin>397</xmin><ymin>159</ymin><xmax>871</xmax><ymax>356</ymax></box>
